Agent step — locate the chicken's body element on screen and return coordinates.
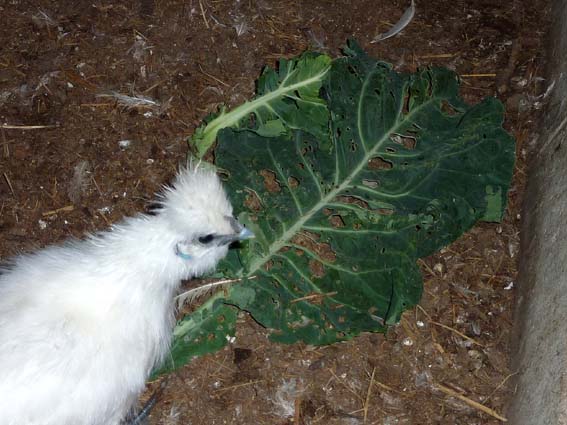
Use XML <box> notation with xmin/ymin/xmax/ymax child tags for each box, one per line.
<box><xmin>0</xmin><ymin>167</ymin><xmax>248</xmax><ymax>424</ymax></box>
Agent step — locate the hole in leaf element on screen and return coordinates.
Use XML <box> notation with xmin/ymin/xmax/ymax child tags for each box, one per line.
<box><xmin>375</xmin><ymin>208</ymin><xmax>394</xmax><ymax>215</ymax></box>
<box><xmin>259</xmin><ymin>169</ymin><xmax>282</xmax><ymax>193</ymax></box>
<box><xmin>244</xmin><ymin>190</ymin><xmax>262</xmax><ymax>212</ymax></box>
<box><xmin>391</xmin><ymin>134</ymin><xmax>417</xmax><ymax>150</ymax></box>
<box><xmin>288</xmin><ymin>176</ymin><xmax>300</xmax><ymax>189</ymax></box>
<box><xmin>350</xmin><ymin>141</ymin><xmax>357</xmax><ymax>152</ymax></box>
<box><xmin>217</xmin><ymin>315</ymin><xmax>225</xmax><ymax>324</ymax></box>
<box><xmin>402</xmin><ymin>93</ymin><xmax>410</xmax><ymax>114</ymax></box>
<box><xmin>323</xmin><ymin>208</ymin><xmax>334</xmax><ymax>216</ymax></box>
<box><xmin>336</xmin><ymin>195</ymin><xmax>369</xmax><ymax>209</ymax></box>
<box><xmin>217</xmin><ymin>169</ymin><xmax>230</xmax><ymax>180</ymax></box>
<box><xmin>329</xmin><ymin>215</ymin><xmax>345</xmax><ymax>228</ymax></box>
<box><xmin>386</xmin><ymin>147</ymin><xmax>396</xmax><ymax>153</ymax></box>
<box><xmin>265</xmin><ymin>260</ymin><xmax>274</xmax><ymax>272</ymax></box>
<box><xmin>292</xmin><ymin>233</ymin><xmax>336</xmax><ymax>263</ymax></box>
<box><xmin>347</xmin><ymin>65</ymin><xmax>359</xmax><ymax>76</ymax></box>
<box><xmin>440</xmin><ymin>100</ymin><xmax>458</xmax><ymax>116</ymax></box>
<box><xmin>207</xmin><ymin>333</ymin><xmax>215</xmax><ymax>341</ymax></box>
<box><xmin>362</xmin><ymin>179</ymin><xmax>379</xmax><ymax>188</ymax></box>
<box><xmin>248</xmin><ymin>113</ymin><xmax>256</xmax><ymax>128</ymax></box>
<box><xmin>368</xmin><ymin>157</ymin><xmax>393</xmax><ymax>170</ymax></box>
<box><xmin>298</xmin><ymin>162</ymin><xmax>305</xmax><ymax>170</ymax></box>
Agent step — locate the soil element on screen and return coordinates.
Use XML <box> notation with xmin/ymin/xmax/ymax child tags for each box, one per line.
<box><xmin>0</xmin><ymin>0</ymin><xmax>549</xmax><ymax>424</ymax></box>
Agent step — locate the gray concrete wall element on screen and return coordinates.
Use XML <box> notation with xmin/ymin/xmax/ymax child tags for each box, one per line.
<box><xmin>509</xmin><ymin>1</ymin><xmax>567</xmax><ymax>424</ymax></box>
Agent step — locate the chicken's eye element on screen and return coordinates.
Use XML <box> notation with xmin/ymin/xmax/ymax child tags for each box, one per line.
<box><xmin>198</xmin><ymin>234</ymin><xmax>215</xmax><ymax>244</ymax></box>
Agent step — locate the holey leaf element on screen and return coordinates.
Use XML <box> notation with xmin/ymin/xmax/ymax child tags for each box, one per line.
<box><xmin>190</xmin><ymin>52</ymin><xmax>332</xmax><ymax>157</ymax></box>
<box><xmin>216</xmin><ymin>42</ymin><xmax>514</xmax><ymax>344</ymax></box>
<box><xmin>166</xmin><ymin>42</ymin><xmax>514</xmax><ymax>369</ymax></box>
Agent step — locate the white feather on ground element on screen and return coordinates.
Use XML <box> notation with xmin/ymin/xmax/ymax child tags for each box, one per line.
<box><xmin>271</xmin><ymin>378</ymin><xmax>305</xmax><ymax>418</ymax></box>
<box><xmin>68</xmin><ymin>160</ymin><xmax>91</xmax><ymax>204</ymax></box>
<box><xmin>371</xmin><ymin>0</ymin><xmax>416</xmax><ymax>43</ymax></box>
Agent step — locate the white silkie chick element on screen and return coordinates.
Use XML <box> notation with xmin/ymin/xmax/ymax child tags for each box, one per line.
<box><xmin>0</xmin><ymin>166</ymin><xmax>253</xmax><ymax>425</ymax></box>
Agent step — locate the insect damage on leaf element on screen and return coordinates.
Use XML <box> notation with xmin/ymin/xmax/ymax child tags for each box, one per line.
<box><xmin>163</xmin><ymin>40</ymin><xmax>515</xmax><ymax>374</ymax></box>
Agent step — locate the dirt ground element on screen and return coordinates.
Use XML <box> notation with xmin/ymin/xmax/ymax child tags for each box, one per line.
<box><xmin>0</xmin><ymin>0</ymin><xmax>549</xmax><ymax>424</ymax></box>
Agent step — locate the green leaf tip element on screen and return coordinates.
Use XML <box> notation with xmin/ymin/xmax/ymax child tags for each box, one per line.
<box><xmin>189</xmin><ymin>51</ymin><xmax>332</xmax><ymax>158</ymax></box>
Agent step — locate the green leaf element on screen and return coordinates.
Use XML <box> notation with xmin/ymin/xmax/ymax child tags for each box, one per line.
<box><xmin>190</xmin><ymin>52</ymin><xmax>332</xmax><ymax>158</ymax></box>
<box><xmin>164</xmin><ymin>41</ymin><xmax>514</xmax><ymax>372</ymax></box>
<box><xmin>152</xmin><ymin>294</ymin><xmax>237</xmax><ymax>377</ymax></box>
<box><xmin>209</xmin><ymin>42</ymin><xmax>514</xmax><ymax>345</ymax></box>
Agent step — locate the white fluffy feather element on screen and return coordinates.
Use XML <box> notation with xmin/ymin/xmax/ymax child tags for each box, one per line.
<box><xmin>0</xmin><ymin>166</ymin><xmax>240</xmax><ymax>425</ymax></box>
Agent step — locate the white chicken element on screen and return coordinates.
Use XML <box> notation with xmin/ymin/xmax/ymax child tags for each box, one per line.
<box><xmin>0</xmin><ymin>165</ymin><xmax>252</xmax><ymax>425</ymax></box>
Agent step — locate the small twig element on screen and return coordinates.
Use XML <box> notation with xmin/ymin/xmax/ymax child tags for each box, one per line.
<box><xmin>416</xmin><ymin>304</ymin><xmax>432</xmax><ymax>320</ymax></box>
<box><xmin>209</xmin><ymin>357</ymin><xmax>236</xmax><ymax>374</ymax></box>
<box><xmin>198</xmin><ymin>0</ymin><xmax>209</xmax><ymax>28</ymax></box>
<box><xmin>294</xmin><ymin>396</ymin><xmax>302</xmax><ymax>425</ymax></box>
<box><xmin>429</xmin><ymin>320</ymin><xmax>484</xmax><ymax>347</ymax></box>
<box><xmin>42</xmin><ymin>205</ymin><xmax>75</xmax><ymax>216</ymax></box>
<box><xmin>372</xmin><ymin>380</ymin><xmax>411</xmax><ymax>397</ymax></box>
<box><xmin>197</xmin><ymin>64</ymin><xmax>229</xmax><ymax>87</ymax></box>
<box><xmin>485</xmin><ymin>372</ymin><xmax>518</xmax><ymax>403</ymax></box>
<box><xmin>417</xmin><ymin>258</ymin><xmax>436</xmax><ymax>276</ymax></box>
<box><xmin>1</xmin><ymin>124</ymin><xmax>58</xmax><ymax>130</ymax></box>
<box><xmin>460</xmin><ymin>73</ymin><xmax>497</xmax><ymax>78</ymax></box>
<box><xmin>363</xmin><ymin>367</ymin><xmax>376</xmax><ymax>423</ymax></box>
<box><xmin>91</xmin><ymin>176</ymin><xmax>104</xmax><ymax>197</ymax></box>
<box><xmin>435</xmin><ymin>383</ymin><xmax>508</xmax><ymax>422</ymax></box>
<box><xmin>80</xmin><ymin>103</ymin><xmax>114</xmax><ymax>108</ymax></box>
<box><xmin>97</xmin><ymin>210</ymin><xmax>112</xmax><ymax>226</ymax></box>
<box><xmin>3</xmin><ymin>173</ymin><xmax>15</xmax><ymax>196</ymax></box>
<box><xmin>213</xmin><ymin>379</ymin><xmax>264</xmax><ymax>393</ymax></box>
<box><xmin>328</xmin><ymin>368</ymin><xmax>365</xmax><ymax>402</ymax></box>
<box><xmin>419</xmin><ymin>53</ymin><xmax>456</xmax><ymax>59</ymax></box>
<box><xmin>291</xmin><ymin>291</ymin><xmax>338</xmax><ymax>304</ymax></box>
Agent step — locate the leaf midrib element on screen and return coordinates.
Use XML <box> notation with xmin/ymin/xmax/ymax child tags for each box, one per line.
<box><xmin>246</xmin><ymin>72</ymin><xmax>444</xmax><ymax>276</ymax></box>
<box><xmin>206</xmin><ymin>65</ymin><xmax>331</xmax><ymax>136</ymax></box>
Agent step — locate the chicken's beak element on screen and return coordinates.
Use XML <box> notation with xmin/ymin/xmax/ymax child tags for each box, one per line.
<box><xmin>237</xmin><ymin>227</ymin><xmax>254</xmax><ymax>240</ymax></box>
<box><xmin>217</xmin><ymin>217</ymin><xmax>255</xmax><ymax>246</ymax></box>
